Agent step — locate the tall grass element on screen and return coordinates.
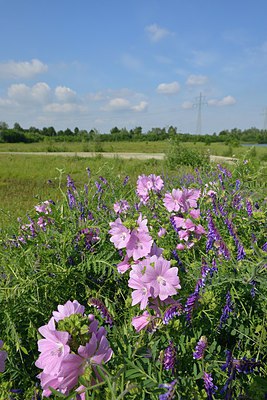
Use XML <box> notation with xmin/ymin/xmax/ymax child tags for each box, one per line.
<box><xmin>0</xmin><ymin>155</ymin><xmax>167</xmax><ymax>229</ymax></box>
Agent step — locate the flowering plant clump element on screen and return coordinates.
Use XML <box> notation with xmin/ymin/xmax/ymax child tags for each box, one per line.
<box><xmin>0</xmin><ymin>160</ymin><xmax>266</xmax><ymax>399</ymax></box>
<box><xmin>35</xmin><ymin>300</ymin><xmax>113</xmax><ymax>398</ymax></box>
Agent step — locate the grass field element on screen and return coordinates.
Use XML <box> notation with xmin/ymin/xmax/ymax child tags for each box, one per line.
<box><xmin>0</xmin><ymin>140</ymin><xmax>267</xmax><ymax>160</ymax></box>
<box><xmin>0</xmin><ymin>141</ymin><xmax>266</xmax><ymax>230</ymax></box>
<box><xmin>0</xmin><ymin>154</ymin><xmax>167</xmax><ymax>229</ymax></box>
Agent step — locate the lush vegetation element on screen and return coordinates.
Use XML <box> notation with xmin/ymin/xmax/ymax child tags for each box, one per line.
<box><xmin>0</xmin><ymin>121</ymin><xmax>267</xmax><ymax>144</ymax></box>
<box><xmin>0</xmin><ymin>153</ymin><xmax>266</xmax><ymax>399</ymax></box>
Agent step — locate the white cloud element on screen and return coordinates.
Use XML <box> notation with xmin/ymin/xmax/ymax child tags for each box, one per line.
<box><xmin>0</xmin><ymin>59</ymin><xmax>48</xmax><ymax>79</ymax></box>
<box><xmin>208</xmin><ymin>95</ymin><xmax>236</xmax><ymax>106</ymax></box>
<box><xmin>145</xmin><ymin>24</ymin><xmax>171</xmax><ymax>42</ymax></box>
<box><xmin>103</xmin><ymin>97</ymin><xmax>131</xmax><ymax>111</ymax></box>
<box><xmin>44</xmin><ymin>103</ymin><xmax>86</xmax><ymax>113</ymax></box>
<box><xmin>156</xmin><ymin>81</ymin><xmax>180</xmax><ymax>94</ymax></box>
<box><xmin>55</xmin><ymin>86</ymin><xmax>77</xmax><ymax>102</ymax></box>
<box><xmin>181</xmin><ymin>101</ymin><xmax>194</xmax><ymax>109</ymax></box>
<box><xmin>131</xmin><ymin>101</ymin><xmax>148</xmax><ymax>112</ymax></box>
<box><xmin>7</xmin><ymin>82</ymin><xmax>51</xmax><ymax>104</ymax></box>
<box><xmin>186</xmin><ymin>74</ymin><xmax>208</xmax><ymax>86</ymax></box>
<box><xmin>31</xmin><ymin>82</ymin><xmax>51</xmax><ymax>103</ymax></box>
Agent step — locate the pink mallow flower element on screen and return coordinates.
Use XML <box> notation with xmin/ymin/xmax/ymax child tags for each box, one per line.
<box><xmin>109</xmin><ymin>218</ymin><xmax>131</xmax><ymax>250</ymax></box>
<box><xmin>117</xmin><ymin>255</ymin><xmax>132</xmax><ymax>274</ymax></box>
<box><xmin>35</xmin><ymin>318</ymin><xmax>70</xmax><ymax>375</ymax></box>
<box><xmin>163</xmin><ymin>188</ymin><xmax>200</xmax><ymax>213</ymax></box>
<box><xmin>113</xmin><ymin>199</ymin><xmax>130</xmax><ymax>214</ymax></box>
<box><xmin>128</xmin><ymin>262</ymin><xmax>151</xmax><ymax>309</ymax></box>
<box><xmin>35</xmin><ymin>200</ymin><xmax>51</xmax><ymax>214</ymax></box>
<box><xmin>53</xmin><ymin>300</ymin><xmax>85</xmax><ymax>322</ymax></box>
<box><xmin>132</xmin><ymin>311</ymin><xmax>153</xmax><ymax>332</ymax></box>
<box><xmin>163</xmin><ymin>189</ymin><xmax>183</xmax><ymax>212</ymax></box>
<box><xmin>58</xmin><ymin>332</ymin><xmax>113</xmax><ymax>393</ymax></box>
<box><xmin>143</xmin><ymin>256</ymin><xmax>181</xmax><ymax>301</ymax></box>
<box><xmin>178</xmin><ymin>188</ymin><xmax>200</xmax><ymax>212</ymax></box>
<box><xmin>36</xmin><ymin>307</ymin><xmax>113</xmax><ymax>397</ymax></box>
<box><xmin>0</xmin><ymin>340</ymin><xmax>7</xmax><ymax>373</ymax></box>
<box><xmin>126</xmin><ymin>229</ymin><xmax>153</xmax><ymax>261</ymax></box>
<box><xmin>136</xmin><ymin>174</ymin><xmax>164</xmax><ymax>203</ymax></box>
<box><xmin>129</xmin><ymin>256</ymin><xmax>181</xmax><ymax>308</ymax></box>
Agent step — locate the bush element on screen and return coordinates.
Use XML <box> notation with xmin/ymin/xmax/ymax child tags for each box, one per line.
<box><xmin>165</xmin><ymin>140</ymin><xmax>210</xmax><ymax>169</ymax></box>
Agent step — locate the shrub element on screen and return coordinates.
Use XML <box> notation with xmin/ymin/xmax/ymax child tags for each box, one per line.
<box><xmin>165</xmin><ymin>140</ymin><xmax>210</xmax><ymax>169</ymax></box>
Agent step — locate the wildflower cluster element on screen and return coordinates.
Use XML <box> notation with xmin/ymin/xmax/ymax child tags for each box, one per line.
<box><xmin>1</xmin><ymin>162</ymin><xmax>266</xmax><ymax>399</ymax></box>
<box><xmin>35</xmin><ymin>300</ymin><xmax>113</xmax><ymax>398</ymax></box>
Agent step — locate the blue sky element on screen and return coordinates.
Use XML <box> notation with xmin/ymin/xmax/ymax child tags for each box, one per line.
<box><xmin>0</xmin><ymin>0</ymin><xmax>267</xmax><ymax>134</ymax></box>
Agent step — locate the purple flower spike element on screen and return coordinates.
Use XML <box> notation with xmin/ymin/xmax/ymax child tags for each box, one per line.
<box><xmin>67</xmin><ymin>175</ymin><xmax>76</xmax><ymax>191</ymax></box>
<box><xmin>159</xmin><ymin>379</ymin><xmax>177</xmax><ymax>400</ymax></box>
<box><xmin>203</xmin><ymin>371</ymin><xmax>218</xmax><ymax>399</ymax></box>
<box><xmin>193</xmin><ymin>336</ymin><xmax>208</xmax><ymax>360</ymax></box>
<box><xmin>219</xmin><ymin>291</ymin><xmax>233</xmax><ymax>329</ymax></box>
<box><xmin>163</xmin><ymin>303</ymin><xmax>183</xmax><ymax>325</ymax></box>
<box><xmin>163</xmin><ymin>341</ymin><xmax>176</xmax><ymax>372</ymax></box>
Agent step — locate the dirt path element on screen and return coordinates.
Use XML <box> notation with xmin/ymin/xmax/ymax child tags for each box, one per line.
<box><xmin>0</xmin><ymin>151</ymin><xmax>238</xmax><ymax>163</ymax></box>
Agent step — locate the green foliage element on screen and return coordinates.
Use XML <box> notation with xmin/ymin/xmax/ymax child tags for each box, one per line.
<box><xmin>165</xmin><ymin>139</ymin><xmax>210</xmax><ymax>168</ymax></box>
<box><xmin>0</xmin><ymin>159</ymin><xmax>266</xmax><ymax>399</ymax></box>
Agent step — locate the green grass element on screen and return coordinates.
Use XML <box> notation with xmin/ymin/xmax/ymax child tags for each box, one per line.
<box><xmin>1</xmin><ymin>140</ymin><xmax>266</xmax><ymax>229</ymax></box>
<box><xmin>0</xmin><ymin>154</ymin><xmax>166</xmax><ymax>229</ymax></box>
<box><xmin>0</xmin><ymin>140</ymin><xmax>266</xmax><ymax>160</ymax></box>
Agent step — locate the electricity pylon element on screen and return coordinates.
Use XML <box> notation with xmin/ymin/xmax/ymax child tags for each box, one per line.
<box><xmin>194</xmin><ymin>92</ymin><xmax>207</xmax><ymax>135</ymax></box>
<box><xmin>261</xmin><ymin>107</ymin><xmax>267</xmax><ymax>130</ymax></box>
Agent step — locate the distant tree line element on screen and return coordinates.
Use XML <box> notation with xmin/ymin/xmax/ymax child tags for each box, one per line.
<box><xmin>0</xmin><ymin>121</ymin><xmax>266</xmax><ymax>144</ymax></box>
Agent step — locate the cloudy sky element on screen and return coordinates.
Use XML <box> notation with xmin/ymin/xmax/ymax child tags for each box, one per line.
<box><xmin>1</xmin><ymin>0</ymin><xmax>267</xmax><ymax>134</ymax></box>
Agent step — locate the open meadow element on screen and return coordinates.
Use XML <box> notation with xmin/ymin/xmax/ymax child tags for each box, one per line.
<box><xmin>0</xmin><ymin>148</ymin><xmax>266</xmax><ymax>399</ymax></box>
<box><xmin>1</xmin><ymin>140</ymin><xmax>267</xmax><ymax>160</ymax></box>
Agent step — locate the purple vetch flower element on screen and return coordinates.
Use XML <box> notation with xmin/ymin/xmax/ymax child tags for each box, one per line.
<box><xmin>193</xmin><ymin>336</ymin><xmax>208</xmax><ymax>360</ymax></box>
<box><xmin>123</xmin><ymin>175</ymin><xmax>129</xmax><ymax>185</ymax></box>
<box><xmin>95</xmin><ymin>181</ymin><xmax>103</xmax><ymax>194</ymax></box>
<box><xmin>88</xmin><ymin>298</ymin><xmax>113</xmax><ymax>326</ymax></box>
<box><xmin>262</xmin><ymin>242</ymin><xmax>267</xmax><ymax>252</ymax></box>
<box><xmin>234</xmin><ymin>357</ymin><xmax>260</xmax><ymax>374</ymax></box>
<box><xmin>203</xmin><ymin>371</ymin><xmax>218</xmax><ymax>399</ymax></box>
<box><xmin>206</xmin><ymin>211</ymin><xmax>219</xmax><ymax>252</ymax></box>
<box><xmin>158</xmin><ymin>379</ymin><xmax>177</xmax><ymax>400</ymax></box>
<box><xmin>0</xmin><ymin>340</ymin><xmax>7</xmax><ymax>372</ymax></box>
<box><xmin>163</xmin><ymin>302</ymin><xmax>183</xmax><ymax>325</ymax></box>
<box><xmin>185</xmin><ymin>289</ymin><xmax>200</xmax><ymax>322</ymax></box>
<box><xmin>99</xmin><ymin>176</ymin><xmax>108</xmax><ymax>185</ymax></box>
<box><xmin>221</xmin><ymin>350</ymin><xmax>260</xmax><ymax>396</ymax></box>
<box><xmin>67</xmin><ymin>189</ymin><xmax>76</xmax><ymax>209</ymax></box>
<box><xmin>235</xmin><ymin>179</ymin><xmax>241</xmax><ymax>191</ymax></box>
<box><xmin>233</xmin><ymin>194</ymin><xmax>242</xmax><ymax>210</ymax></box>
<box><xmin>217</xmin><ymin>164</ymin><xmax>232</xmax><ymax>178</ymax></box>
<box><xmin>237</xmin><ymin>241</ymin><xmax>246</xmax><ymax>261</ymax></box>
<box><xmin>219</xmin><ymin>291</ymin><xmax>233</xmax><ymax>329</ymax></box>
<box><xmin>210</xmin><ymin>193</ymin><xmax>218</xmax><ymax>216</ymax></box>
<box><xmin>210</xmin><ymin>258</ymin><xmax>218</xmax><ymax>276</ymax></box>
<box><xmin>246</xmin><ymin>199</ymin><xmax>253</xmax><ymax>217</ymax></box>
<box><xmin>163</xmin><ymin>341</ymin><xmax>176</xmax><ymax>373</ymax></box>
<box><xmin>206</xmin><ymin>211</ymin><xmax>230</xmax><ymax>259</ymax></box>
<box><xmin>67</xmin><ymin>175</ymin><xmax>76</xmax><ymax>191</ymax></box>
